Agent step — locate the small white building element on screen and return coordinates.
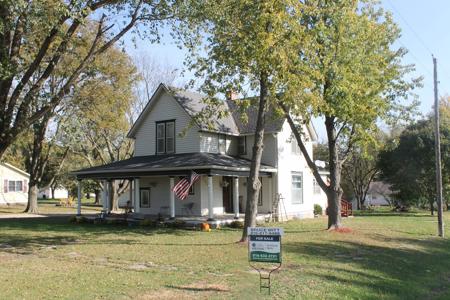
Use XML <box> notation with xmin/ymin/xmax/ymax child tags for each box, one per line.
<box><xmin>73</xmin><ymin>84</ymin><xmax>328</xmax><ymax>220</ymax></box>
<box><xmin>38</xmin><ymin>187</ymin><xmax>69</xmax><ymax>200</ymax></box>
<box><xmin>0</xmin><ymin>162</ymin><xmax>29</xmax><ymax>205</ymax></box>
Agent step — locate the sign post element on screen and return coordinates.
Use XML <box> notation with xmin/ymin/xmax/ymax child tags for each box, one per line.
<box><xmin>248</xmin><ymin>227</ymin><xmax>283</xmax><ymax>294</ymax></box>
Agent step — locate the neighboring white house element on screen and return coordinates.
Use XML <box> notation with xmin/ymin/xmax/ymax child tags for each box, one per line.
<box><xmin>74</xmin><ymin>84</ymin><xmax>328</xmax><ymax>220</ymax></box>
<box><xmin>38</xmin><ymin>187</ymin><xmax>69</xmax><ymax>199</ymax></box>
<box><xmin>0</xmin><ymin>162</ymin><xmax>29</xmax><ymax>205</ymax></box>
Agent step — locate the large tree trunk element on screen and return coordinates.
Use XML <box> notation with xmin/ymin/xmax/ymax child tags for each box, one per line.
<box><xmin>25</xmin><ymin>184</ymin><xmax>39</xmax><ymax>214</ymax></box>
<box><xmin>241</xmin><ymin>73</ymin><xmax>268</xmax><ymax>242</ymax></box>
<box><xmin>325</xmin><ymin>116</ymin><xmax>342</xmax><ymax>229</ymax></box>
<box><xmin>94</xmin><ymin>189</ymin><xmax>100</xmax><ymax>205</ymax></box>
<box><xmin>110</xmin><ymin>181</ymin><xmax>119</xmax><ymax>212</ymax></box>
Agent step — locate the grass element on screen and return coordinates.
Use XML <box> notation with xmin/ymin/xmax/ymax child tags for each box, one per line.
<box><xmin>0</xmin><ymin>208</ymin><xmax>450</xmax><ymax>299</ymax></box>
<box><xmin>0</xmin><ymin>198</ymin><xmax>102</xmax><ymax>215</ymax></box>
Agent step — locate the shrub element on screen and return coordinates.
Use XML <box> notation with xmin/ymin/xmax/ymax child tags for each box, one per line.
<box><xmin>228</xmin><ymin>220</ymin><xmax>244</xmax><ymax>229</ymax></box>
<box><xmin>139</xmin><ymin>219</ymin><xmax>155</xmax><ymax>227</ymax></box>
<box><xmin>68</xmin><ymin>216</ymin><xmax>77</xmax><ymax>223</ymax></box>
<box><xmin>167</xmin><ymin>220</ymin><xmax>187</xmax><ymax>229</ymax></box>
<box><xmin>314</xmin><ymin>204</ymin><xmax>323</xmax><ymax>216</ymax></box>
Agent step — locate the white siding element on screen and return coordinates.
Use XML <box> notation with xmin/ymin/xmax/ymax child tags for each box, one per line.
<box><xmin>134</xmin><ymin>91</ymin><xmax>201</xmax><ymax>156</ymax></box>
<box><xmin>0</xmin><ymin>164</ymin><xmax>29</xmax><ymax>205</ymax></box>
<box><xmin>276</xmin><ymin>120</ymin><xmax>315</xmax><ymax>219</ymax></box>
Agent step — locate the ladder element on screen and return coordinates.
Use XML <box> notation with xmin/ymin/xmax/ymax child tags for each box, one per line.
<box><xmin>272</xmin><ymin>193</ymin><xmax>287</xmax><ymax>222</ymax></box>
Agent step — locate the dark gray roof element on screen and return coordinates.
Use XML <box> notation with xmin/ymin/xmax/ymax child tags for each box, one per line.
<box><xmin>73</xmin><ymin>152</ymin><xmax>276</xmax><ymax>179</ymax></box>
<box><xmin>170</xmin><ymin>88</ymin><xmax>240</xmax><ymax>135</ymax></box>
<box><xmin>225</xmin><ymin>99</ymin><xmax>285</xmax><ymax>134</ymax></box>
<box><xmin>170</xmin><ymin>87</ymin><xmax>285</xmax><ymax>135</ymax></box>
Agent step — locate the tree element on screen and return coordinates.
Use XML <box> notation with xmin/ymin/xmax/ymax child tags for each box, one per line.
<box><xmin>0</xmin><ymin>0</ymin><xmax>176</xmax><ymax>159</ymax></box>
<box><xmin>176</xmin><ymin>0</ymin><xmax>311</xmax><ymax>241</ymax></box>
<box><xmin>278</xmin><ymin>0</ymin><xmax>419</xmax><ymax>229</ymax></box>
<box><xmin>378</xmin><ymin>100</ymin><xmax>450</xmax><ymax>212</ymax></box>
<box><xmin>342</xmin><ymin>146</ymin><xmax>379</xmax><ymax>210</ymax></box>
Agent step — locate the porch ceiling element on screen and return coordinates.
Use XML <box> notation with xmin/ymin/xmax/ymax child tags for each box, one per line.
<box><xmin>72</xmin><ymin>152</ymin><xmax>276</xmax><ymax>180</ymax></box>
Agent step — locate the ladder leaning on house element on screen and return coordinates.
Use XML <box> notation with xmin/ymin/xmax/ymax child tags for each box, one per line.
<box><xmin>271</xmin><ymin>193</ymin><xmax>288</xmax><ymax>222</ymax></box>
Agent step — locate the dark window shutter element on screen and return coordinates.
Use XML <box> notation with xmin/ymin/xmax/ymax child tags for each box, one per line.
<box><xmin>4</xmin><ymin>180</ymin><xmax>8</xmax><ymax>193</ymax></box>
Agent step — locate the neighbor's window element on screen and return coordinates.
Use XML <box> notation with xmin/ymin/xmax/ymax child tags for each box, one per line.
<box><xmin>291</xmin><ymin>173</ymin><xmax>303</xmax><ymax>204</ymax></box>
<box><xmin>156</xmin><ymin>120</ymin><xmax>175</xmax><ymax>154</ymax></box>
<box><xmin>15</xmin><ymin>181</ymin><xmax>23</xmax><ymax>192</ymax></box>
<box><xmin>313</xmin><ymin>179</ymin><xmax>321</xmax><ymax>195</ymax></box>
<box><xmin>7</xmin><ymin>180</ymin><xmax>23</xmax><ymax>192</ymax></box>
<box><xmin>140</xmin><ymin>188</ymin><xmax>151</xmax><ymax>208</ymax></box>
<box><xmin>8</xmin><ymin>181</ymin><xmax>16</xmax><ymax>192</ymax></box>
<box><xmin>238</xmin><ymin>136</ymin><xmax>246</xmax><ymax>155</ymax></box>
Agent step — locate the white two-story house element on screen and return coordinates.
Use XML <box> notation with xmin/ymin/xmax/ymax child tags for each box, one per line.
<box><xmin>73</xmin><ymin>84</ymin><xmax>328</xmax><ymax>220</ymax></box>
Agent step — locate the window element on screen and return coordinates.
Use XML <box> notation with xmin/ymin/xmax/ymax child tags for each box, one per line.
<box><xmin>156</xmin><ymin>120</ymin><xmax>175</xmax><ymax>154</ymax></box>
<box><xmin>8</xmin><ymin>181</ymin><xmax>16</xmax><ymax>192</ymax></box>
<box><xmin>7</xmin><ymin>180</ymin><xmax>23</xmax><ymax>192</ymax></box>
<box><xmin>238</xmin><ymin>136</ymin><xmax>246</xmax><ymax>155</ymax></box>
<box><xmin>257</xmin><ymin>188</ymin><xmax>263</xmax><ymax>206</ymax></box>
<box><xmin>313</xmin><ymin>179</ymin><xmax>321</xmax><ymax>195</ymax></box>
<box><xmin>140</xmin><ymin>188</ymin><xmax>151</xmax><ymax>208</ymax></box>
<box><xmin>291</xmin><ymin>173</ymin><xmax>303</xmax><ymax>204</ymax></box>
<box><xmin>218</xmin><ymin>134</ymin><xmax>226</xmax><ymax>154</ymax></box>
<box><xmin>189</xmin><ymin>183</ymin><xmax>195</xmax><ymax>195</ymax></box>
<box><xmin>15</xmin><ymin>181</ymin><xmax>23</xmax><ymax>192</ymax></box>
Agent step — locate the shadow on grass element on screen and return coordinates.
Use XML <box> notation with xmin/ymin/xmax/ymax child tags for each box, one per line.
<box><xmin>165</xmin><ymin>285</ymin><xmax>229</xmax><ymax>292</ymax></box>
<box><xmin>283</xmin><ymin>237</ymin><xmax>450</xmax><ymax>299</ymax></box>
<box><xmin>0</xmin><ymin>217</ymin><xmax>236</xmax><ymax>251</ymax></box>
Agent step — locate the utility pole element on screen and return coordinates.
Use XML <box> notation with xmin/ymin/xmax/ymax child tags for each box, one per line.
<box><xmin>433</xmin><ymin>55</ymin><xmax>444</xmax><ymax>238</ymax></box>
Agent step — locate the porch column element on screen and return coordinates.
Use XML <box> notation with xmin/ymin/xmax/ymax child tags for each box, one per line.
<box><xmin>129</xmin><ymin>179</ymin><xmax>133</xmax><ymax>210</ymax></box>
<box><xmin>105</xmin><ymin>180</ymin><xmax>111</xmax><ymax>213</ymax></box>
<box><xmin>233</xmin><ymin>177</ymin><xmax>239</xmax><ymax>219</ymax></box>
<box><xmin>77</xmin><ymin>180</ymin><xmax>82</xmax><ymax>216</ymax></box>
<box><xmin>169</xmin><ymin>177</ymin><xmax>175</xmax><ymax>219</ymax></box>
<box><xmin>102</xmin><ymin>180</ymin><xmax>107</xmax><ymax>212</ymax></box>
<box><xmin>207</xmin><ymin>175</ymin><xmax>214</xmax><ymax>220</ymax></box>
<box><xmin>134</xmin><ymin>178</ymin><xmax>140</xmax><ymax>213</ymax></box>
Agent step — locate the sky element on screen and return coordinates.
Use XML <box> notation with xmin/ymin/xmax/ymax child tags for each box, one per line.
<box><xmin>124</xmin><ymin>0</ymin><xmax>450</xmax><ymax>140</ymax></box>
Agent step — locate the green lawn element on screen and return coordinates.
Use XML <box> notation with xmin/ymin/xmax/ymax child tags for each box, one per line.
<box><xmin>0</xmin><ymin>210</ymin><xmax>450</xmax><ymax>299</ymax></box>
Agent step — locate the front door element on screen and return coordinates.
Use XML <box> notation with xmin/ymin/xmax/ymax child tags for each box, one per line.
<box><xmin>222</xmin><ymin>176</ymin><xmax>233</xmax><ymax>213</ymax></box>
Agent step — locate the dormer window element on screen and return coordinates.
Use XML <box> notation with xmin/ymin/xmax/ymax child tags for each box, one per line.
<box><xmin>156</xmin><ymin>120</ymin><xmax>175</xmax><ymax>154</ymax></box>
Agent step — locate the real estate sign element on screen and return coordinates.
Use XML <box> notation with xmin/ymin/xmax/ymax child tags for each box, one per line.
<box><xmin>248</xmin><ymin>227</ymin><xmax>283</xmax><ymax>263</ymax></box>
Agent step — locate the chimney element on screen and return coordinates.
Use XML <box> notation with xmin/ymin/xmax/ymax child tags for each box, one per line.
<box><xmin>226</xmin><ymin>90</ymin><xmax>239</xmax><ymax>101</ymax></box>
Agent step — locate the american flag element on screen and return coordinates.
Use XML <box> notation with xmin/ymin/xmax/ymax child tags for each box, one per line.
<box><xmin>173</xmin><ymin>171</ymin><xmax>200</xmax><ymax>200</ymax></box>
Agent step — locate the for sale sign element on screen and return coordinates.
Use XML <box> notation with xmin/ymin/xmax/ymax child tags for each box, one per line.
<box><xmin>248</xmin><ymin>227</ymin><xmax>283</xmax><ymax>263</ymax></box>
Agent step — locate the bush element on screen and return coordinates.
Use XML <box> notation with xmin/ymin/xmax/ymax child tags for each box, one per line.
<box><xmin>167</xmin><ymin>220</ymin><xmax>187</xmax><ymax>229</ymax></box>
<box><xmin>139</xmin><ymin>219</ymin><xmax>156</xmax><ymax>227</ymax></box>
<box><xmin>314</xmin><ymin>204</ymin><xmax>323</xmax><ymax>216</ymax></box>
<box><xmin>228</xmin><ymin>220</ymin><xmax>244</xmax><ymax>229</ymax></box>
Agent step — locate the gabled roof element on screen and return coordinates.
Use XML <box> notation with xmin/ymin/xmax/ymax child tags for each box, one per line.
<box><xmin>128</xmin><ymin>83</ymin><xmax>318</xmax><ymax>141</ymax></box>
<box><xmin>0</xmin><ymin>162</ymin><xmax>30</xmax><ymax>177</ymax></box>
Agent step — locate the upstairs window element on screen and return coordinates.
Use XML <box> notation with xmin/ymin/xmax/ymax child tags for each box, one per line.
<box><xmin>238</xmin><ymin>136</ymin><xmax>247</xmax><ymax>155</ymax></box>
<box><xmin>156</xmin><ymin>120</ymin><xmax>175</xmax><ymax>154</ymax></box>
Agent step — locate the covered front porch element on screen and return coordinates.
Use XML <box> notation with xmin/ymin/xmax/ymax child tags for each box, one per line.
<box><xmin>72</xmin><ymin>153</ymin><xmax>277</xmax><ymax>221</ymax></box>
